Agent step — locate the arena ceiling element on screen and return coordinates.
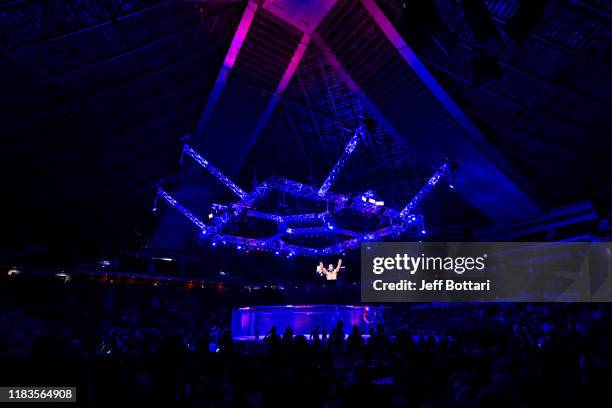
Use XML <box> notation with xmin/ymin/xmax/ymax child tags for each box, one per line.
<box><xmin>0</xmin><ymin>0</ymin><xmax>610</xmax><ymax>252</ymax></box>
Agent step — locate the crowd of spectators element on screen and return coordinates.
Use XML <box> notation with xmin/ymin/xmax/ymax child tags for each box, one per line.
<box><xmin>1</xmin><ymin>275</ymin><xmax>611</xmax><ymax>407</ymax></box>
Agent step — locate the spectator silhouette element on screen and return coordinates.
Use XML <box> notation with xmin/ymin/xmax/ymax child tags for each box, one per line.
<box><xmin>264</xmin><ymin>326</ymin><xmax>280</xmax><ymax>354</ymax></box>
<box><xmin>329</xmin><ymin>320</ymin><xmax>345</xmax><ymax>352</ymax></box>
<box><xmin>347</xmin><ymin>324</ymin><xmax>365</xmax><ymax>354</ymax></box>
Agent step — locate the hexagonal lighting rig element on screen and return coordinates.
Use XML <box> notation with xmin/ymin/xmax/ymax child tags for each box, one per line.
<box><xmin>155</xmin><ymin>125</ymin><xmax>452</xmax><ymax>257</ymax></box>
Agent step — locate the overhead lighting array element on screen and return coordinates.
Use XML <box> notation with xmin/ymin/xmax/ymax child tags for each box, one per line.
<box><xmin>155</xmin><ymin>126</ymin><xmax>453</xmax><ymax>257</ymax></box>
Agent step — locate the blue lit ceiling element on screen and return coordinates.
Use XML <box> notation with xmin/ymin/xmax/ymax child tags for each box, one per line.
<box><xmin>0</xmin><ymin>0</ymin><xmax>610</xmax><ymax>251</ymax></box>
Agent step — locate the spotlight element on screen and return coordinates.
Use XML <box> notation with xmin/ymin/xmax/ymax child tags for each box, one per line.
<box><xmin>152</xmin><ymin>193</ymin><xmax>160</xmax><ymax>213</ymax></box>
<box><xmin>448</xmin><ymin>165</ymin><xmax>457</xmax><ymax>192</ymax></box>
<box><xmin>153</xmin><ymin>257</ymin><xmax>174</xmax><ymax>262</ymax></box>
<box><xmin>56</xmin><ymin>272</ymin><xmax>71</xmax><ymax>282</ymax></box>
<box><xmin>7</xmin><ymin>268</ymin><xmax>20</xmax><ymax>276</ymax></box>
<box><xmin>419</xmin><ymin>226</ymin><xmax>427</xmax><ymax>236</ymax></box>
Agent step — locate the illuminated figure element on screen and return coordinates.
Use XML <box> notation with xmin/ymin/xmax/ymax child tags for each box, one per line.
<box><xmin>317</xmin><ymin>259</ymin><xmax>342</xmax><ymax>281</ymax></box>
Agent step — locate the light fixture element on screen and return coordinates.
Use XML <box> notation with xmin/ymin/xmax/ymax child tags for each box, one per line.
<box><xmin>157</xmin><ymin>131</ymin><xmax>451</xmax><ymax>257</ymax></box>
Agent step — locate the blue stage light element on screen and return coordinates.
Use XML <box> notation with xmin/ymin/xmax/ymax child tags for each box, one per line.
<box><xmin>157</xmin><ymin>187</ymin><xmax>213</xmax><ymax>235</ymax></box>
<box><xmin>318</xmin><ymin>125</ymin><xmax>366</xmax><ymax>196</ymax></box>
<box><xmin>156</xmin><ymin>127</ymin><xmax>450</xmax><ymax>257</ymax></box>
<box><xmin>400</xmin><ymin>162</ymin><xmax>450</xmax><ymax>220</ymax></box>
<box><xmin>183</xmin><ymin>145</ymin><xmax>247</xmax><ymax>199</ymax></box>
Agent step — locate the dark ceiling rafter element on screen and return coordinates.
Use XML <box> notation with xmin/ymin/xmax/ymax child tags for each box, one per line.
<box><xmin>1</xmin><ymin>0</ymin><xmax>609</xmax><ymax>249</ymax></box>
<box><xmin>2</xmin><ymin>0</ymin><xmax>172</xmax><ymax>51</ymax></box>
<box><xmin>487</xmin><ymin>5</ymin><xmax>611</xmax><ymax>69</ymax></box>
<box><xmin>382</xmin><ymin>0</ymin><xmax>611</xmax><ymax>105</ymax></box>
<box><xmin>569</xmin><ymin>0</ymin><xmax>612</xmax><ymax>20</ymax></box>
<box><xmin>379</xmin><ymin>0</ymin><xmax>610</xmax><ymax>204</ymax></box>
<box><xmin>315</xmin><ymin>0</ymin><xmax>543</xmax><ymax>222</ymax></box>
<box><xmin>421</xmin><ymin>54</ymin><xmax>611</xmax><ymax>138</ymax></box>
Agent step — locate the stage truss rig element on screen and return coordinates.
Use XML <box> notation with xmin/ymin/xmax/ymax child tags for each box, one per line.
<box><xmin>154</xmin><ymin>125</ymin><xmax>454</xmax><ymax>257</ymax></box>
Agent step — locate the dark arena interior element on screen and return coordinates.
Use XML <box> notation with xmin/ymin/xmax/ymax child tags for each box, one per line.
<box><xmin>1</xmin><ymin>0</ymin><xmax>611</xmax><ymax>406</ymax></box>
